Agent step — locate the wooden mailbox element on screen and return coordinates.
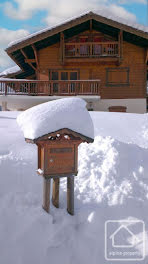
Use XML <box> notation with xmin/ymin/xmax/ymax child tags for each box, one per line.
<box><xmin>26</xmin><ymin>128</ymin><xmax>93</xmax><ymax>215</ymax></box>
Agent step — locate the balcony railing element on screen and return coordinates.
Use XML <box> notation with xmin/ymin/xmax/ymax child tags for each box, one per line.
<box><xmin>0</xmin><ymin>80</ymin><xmax>100</xmax><ymax>96</ymax></box>
<box><xmin>65</xmin><ymin>42</ymin><xmax>119</xmax><ymax>58</ymax></box>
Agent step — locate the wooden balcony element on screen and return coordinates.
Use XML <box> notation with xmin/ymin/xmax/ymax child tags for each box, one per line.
<box><xmin>0</xmin><ymin>79</ymin><xmax>100</xmax><ymax>96</ymax></box>
<box><xmin>65</xmin><ymin>42</ymin><xmax>119</xmax><ymax>58</ymax></box>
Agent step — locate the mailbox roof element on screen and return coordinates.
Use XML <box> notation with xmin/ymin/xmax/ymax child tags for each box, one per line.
<box><xmin>17</xmin><ymin>97</ymin><xmax>94</xmax><ymax>141</ymax></box>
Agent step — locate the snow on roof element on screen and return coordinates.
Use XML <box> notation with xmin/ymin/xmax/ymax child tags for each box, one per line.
<box><xmin>17</xmin><ymin>97</ymin><xmax>94</xmax><ymax>140</ymax></box>
<box><xmin>7</xmin><ymin>10</ymin><xmax>148</xmax><ymax>49</ymax></box>
<box><xmin>0</xmin><ymin>77</ymin><xmax>30</xmax><ymax>81</ymax></box>
<box><xmin>0</xmin><ymin>65</ymin><xmax>21</xmax><ymax>77</ymax></box>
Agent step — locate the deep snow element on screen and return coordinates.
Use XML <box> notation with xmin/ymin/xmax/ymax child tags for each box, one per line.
<box><xmin>17</xmin><ymin>97</ymin><xmax>94</xmax><ymax>140</ymax></box>
<box><xmin>0</xmin><ymin>111</ymin><xmax>148</xmax><ymax>264</ymax></box>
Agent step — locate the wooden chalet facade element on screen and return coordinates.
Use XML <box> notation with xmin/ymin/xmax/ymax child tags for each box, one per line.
<box><xmin>1</xmin><ymin>11</ymin><xmax>148</xmax><ymax>113</ymax></box>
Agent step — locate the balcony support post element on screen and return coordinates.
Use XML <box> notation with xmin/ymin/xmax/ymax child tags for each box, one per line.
<box><xmin>90</xmin><ymin>19</ymin><xmax>92</xmax><ymax>32</ymax></box>
<box><xmin>32</xmin><ymin>44</ymin><xmax>40</xmax><ymax>79</ymax></box>
<box><xmin>60</xmin><ymin>32</ymin><xmax>65</xmax><ymax>65</ymax></box>
<box><xmin>118</xmin><ymin>30</ymin><xmax>123</xmax><ymax>65</ymax></box>
<box><xmin>145</xmin><ymin>48</ymin><xmax>148</xmax><ymax>64</ymax></box>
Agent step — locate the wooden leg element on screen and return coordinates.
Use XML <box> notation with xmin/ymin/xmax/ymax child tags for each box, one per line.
<box><xmin>67</xmin><ymin>176</ymin><xmax>74</xmax><ymax>215</ymax></box>
<box><xmin>52</xmin><ymin>178</ymin><xmax>60</xmax><ymax>208</ymax></box>
<box><xmin>42</xmin><ymin>178</ymin><xmax>51</xmax><ymax>213</ymax></box>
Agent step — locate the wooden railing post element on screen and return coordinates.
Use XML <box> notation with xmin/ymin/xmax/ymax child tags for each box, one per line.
<box><xmin>5</xmin><ymin>83</ymin><xmax>7</xmax><ymax>96</ymax></box>
<box><xmin>28</xmin><ymin>82</ymin><xmax>30</xmax><ymax>95</ymax></box>
<box><xmin>90</xmin><ymin>43</ymin><xmax>92</xmax><ymax>57</ymax></box>
<box><xmin>60</xmin><ymin>32</ymin><xmax>65</xmax><ymax>65</ymax></box>
<box><xmin>51</xmin><ymin>81</ymin><xmax>53</xmax><ymax>95</ymax></box>
<box><xmin>118</xmin><ymin>30</ymin><xmax>123</xmax><ymax>64</ymax></box>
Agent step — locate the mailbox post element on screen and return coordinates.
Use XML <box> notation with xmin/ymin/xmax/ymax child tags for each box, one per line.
<box><xmin>26</xmin><ymin>128</ymin><xmax>93</xmax><ymax>215</ymax></box>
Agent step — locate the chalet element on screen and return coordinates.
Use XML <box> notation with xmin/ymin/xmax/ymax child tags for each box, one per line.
<box><xmin>0</xmin><ymin>11</ymin><xmax>148</xmax><ymax>112</ymax></box>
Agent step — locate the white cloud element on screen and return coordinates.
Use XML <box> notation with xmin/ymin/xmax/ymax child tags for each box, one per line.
<box><xmin>0</xmin><ymin>28</ymin><xmax>29</xmax><ymax>72</ymax></box>
<box><xmin>44</xmin><ymin>3</ymin><xmax>137</xmax><ymax>26</ymax></box>
<box><xmin>3</xmin><ymin>0</ymin><xmax>139</xmax><ymax>25</ymax></box>
<box><xmin>3</xmin><ymin>0</ymin><xmax>51</xmax><ymax>20</ymax></box>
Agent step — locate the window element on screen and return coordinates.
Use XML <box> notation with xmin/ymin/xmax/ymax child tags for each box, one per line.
<box><xmin>70</xmin><ymin>72</ymin><xmax>77</xmax><ymax>80</ymax></box>
<box><xmin>106</xmin><ymin>68</ymin><xmax>129</xmax><ymax>86</ymax></box>
<box><xmin>61</xmin><ymin>72</ymin><xmax>68</xmax><ymax>80</ymax></box>
<box><xmin>50</xmin><ymin>71</ymin><xmax>59</xmax><ymax>93</ymax></box>
<box><xmin>49</xmin><ymin>70</ymin><xmax>78</xmax><ymax>81</ymax></box>
<box><xmin>52</xmin><ymin>71</ymin><xmax>58</xmax><ymax>80</ymax></box>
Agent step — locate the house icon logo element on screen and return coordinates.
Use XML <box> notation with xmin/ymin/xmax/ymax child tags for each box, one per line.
<box><xmin>110</xmin><ymin>224</ymin><xmax>139</xmax><ymax>248</ymax></box>
<box><xmin>105</xmin><ymin>220</ymin><xmax>145</xmax><ymax>261</ymax></box>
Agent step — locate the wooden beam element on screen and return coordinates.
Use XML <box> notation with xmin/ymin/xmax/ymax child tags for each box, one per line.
<box><xmin>52</xmin><ymin>178</ymin><xmax>60</xmax><ymax>208</ymax></box>
<box><xmin>20</xmin><ymin>48</ymin><xmax>27</xmax><ymax>59</ymax></box>
<box><xmin>118</xmin><ymin>30</ymin><xmax>123</xmax><ymax>65</ymax></box>
<box><xmin>60</xmin><ymin>32</ymin><xmax>65</xmax><ymax>65</ymax></box>
<box><xmin>145</xmin><ymin>48</ymin><xmax>148</xmax><ymax>64</ymax></box>
<box><xmin>90</xmin><ymin>19</ymin><xmax>92</xmax><ymax>32</ymax></box>
<box><xmin>32</xmin><ymin>44</ymin><xmax>39</xmax><ymax>68</ymax></box>
<box><xmin>67</xmin><ymin>175</ymin><xmax>74</xmax><ymax>215</ymax></box>
<box><xmin>42</xmin><ymin>178</ymin><xmax>51</xmax><ymax>213</ymax></box>
<box><xmin>20</xmin><ymin>48</ymin><xmax>37</xmax><ymax>71</ymax></box>
<box><xmin>25</xmin><ymin>59</ymin><xmax>36</xmax><ymax>63</ymax></box>
<box><xmin>31</xmin><ymin>44</ymin><xmax>40</xmax><ymax>78</ymax></box>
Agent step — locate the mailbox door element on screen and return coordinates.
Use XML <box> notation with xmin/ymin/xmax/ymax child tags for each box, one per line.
<box><xmin>45</xmin><ymin>144</ymin><xmax>77</xmax><ymax>175</ymax></box>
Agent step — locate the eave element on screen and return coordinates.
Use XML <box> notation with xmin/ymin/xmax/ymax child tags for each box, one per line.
<box><xmin>25</xmin><ymin>128</ymin><xmax>94</xmax><ymax>144</ymax></box>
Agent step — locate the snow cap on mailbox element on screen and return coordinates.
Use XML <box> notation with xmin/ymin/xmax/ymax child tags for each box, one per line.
<box><xmin>17</xmin><ymin>97</ymin><xmax>94</xmax><ymax>143</ymax></box>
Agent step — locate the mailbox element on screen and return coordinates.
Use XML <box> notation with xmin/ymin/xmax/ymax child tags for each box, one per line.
<box><xmin>26</xmin><ymin>128</ymin><xmax>93</xmax><ymax>177</ymax></box>
<box><xmin>26</xmin><ymin>128</ymin><xmax>93</xmax><ymax>215</ymax></box>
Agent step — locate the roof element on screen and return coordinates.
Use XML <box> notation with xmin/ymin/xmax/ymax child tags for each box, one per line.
<box><xmin>0</xmin><ymin>65</ymin><xmax>36</xmax><ymax>79</ymax></box>
<box><xmin>6</xmin><ymin>11</ymin><xmax>148</xmax><ymax>51</ymax></box>
<box><xmin>26</xmin><ymin>128</ymin><xmax>94</xmax><ymax>144</ymax></box>
<box><xmin>5</xmin><ymin>11</ymin><xmax>148</xmax><ymax>78</ymax></box>
<box><xmin>0</xmin><ymin>65</ymin><xmax>21</xmax><ymax>78</ymax></box>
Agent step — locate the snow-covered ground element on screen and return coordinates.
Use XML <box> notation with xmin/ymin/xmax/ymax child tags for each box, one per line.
<box><xmin>0</xmin><ymin>111</ymin><xmax>148</xmax><ymax>264</ymax></box>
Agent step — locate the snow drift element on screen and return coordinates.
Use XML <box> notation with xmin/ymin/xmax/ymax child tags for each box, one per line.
<box><xmin>0</xmin><ymin>111</ymin><xmax>147</xmax><ymax>264</ymax></box>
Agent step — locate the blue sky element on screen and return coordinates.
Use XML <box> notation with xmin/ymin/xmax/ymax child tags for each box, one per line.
<box><xmin>0</xmin><ymin>0</ymin><xmax>147</xmax><ymax>71</ymax></box>
<box><xmin>122</xmin><ymin>3</ymin><xmax>147</xmax><ymax>25</ymax></box>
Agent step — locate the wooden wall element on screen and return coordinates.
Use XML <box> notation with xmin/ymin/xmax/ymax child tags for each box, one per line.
<box><xmin>38</xmin><ymin>34</ymin><xmax>147</xmax><ymax>99</ymax></box>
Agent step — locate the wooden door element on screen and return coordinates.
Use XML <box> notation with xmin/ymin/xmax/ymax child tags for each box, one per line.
<box><xmin>50</xmin><ymin>70</ymin><xmax>78</xmax><ymax>94</ymax></box>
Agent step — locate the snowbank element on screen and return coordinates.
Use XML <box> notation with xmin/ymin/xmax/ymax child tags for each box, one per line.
<box><xmin>17</xmin><ymin>97</ymin><xmax>94</xmax><ymax>140</ymax></box>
